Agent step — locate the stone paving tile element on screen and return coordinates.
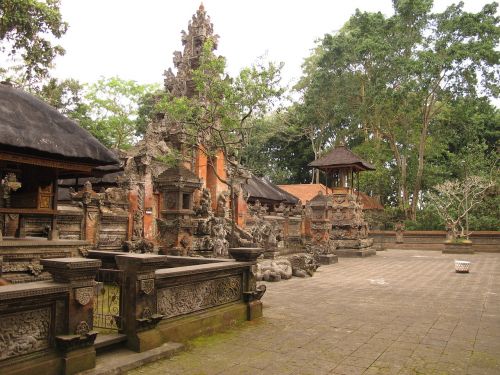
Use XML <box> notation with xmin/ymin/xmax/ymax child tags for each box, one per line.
<box><xmin>128</xmin><ymin>250</ymin><xmax>500</xmax><ymax>375</ymax></box>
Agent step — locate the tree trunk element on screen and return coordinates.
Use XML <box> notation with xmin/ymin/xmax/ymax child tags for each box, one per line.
<box><xmin>411</xmin><ymin>106</ymin><xmax>431</xmax><ymax>220</ymax></box>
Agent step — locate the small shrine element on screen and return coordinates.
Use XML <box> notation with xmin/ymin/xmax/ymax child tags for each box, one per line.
<box><xmin>308</xmin><ymin>146</ymin><xmax>376</xmax><ymax>257</ymax></box>
<box><xmin>155</xmin><ymin>165</ymin><xmax>202</xmax><ymax>255</ymax></box>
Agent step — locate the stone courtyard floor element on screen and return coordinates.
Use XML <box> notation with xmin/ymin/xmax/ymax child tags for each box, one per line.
<box><xmin>128</xmin><ymin>250</ymin><xmax>500</xmax><ymax>375</ymax></box>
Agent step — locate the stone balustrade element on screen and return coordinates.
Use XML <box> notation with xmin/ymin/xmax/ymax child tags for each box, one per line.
<box><xmin>0</xmin><ymin>248</ymin><xmax>265</xmax><ymax>374</ymax></box>
<box><xmin>0</xmin><ymin>257</ymin><xmax>101</xmax><ymax>375</ymax></box>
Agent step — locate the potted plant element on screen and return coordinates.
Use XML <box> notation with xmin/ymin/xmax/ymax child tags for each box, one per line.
<box><xmin>427</xmin><ymin>176</ymin><xmax>494</xmax><ymax>254</ymax></box>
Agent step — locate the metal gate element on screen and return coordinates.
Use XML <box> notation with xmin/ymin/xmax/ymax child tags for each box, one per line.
<box><xmin>93</xmin><ymin>269</ymin><xmax>123</xmax><ymax>331</ymax></box>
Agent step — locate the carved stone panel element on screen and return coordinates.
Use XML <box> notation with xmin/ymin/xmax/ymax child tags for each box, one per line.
<box><xmin>140</xmin><ymin>279</ymin><xmax>155</xmax><ymax>295</ymax></box>
<box><xmin>75</xmin><ymin>287</ymin><xmax>94</xmax><ymax>306</ymax></box>
<box><xmin>0</xmin><ymin>307</ymin><xmax>51</xmax><ymax>360</ymax></box>
<box><xmin>157</xmin><ymin>275</ymin><xmax>242</xmax><ymax>318</ymax></box>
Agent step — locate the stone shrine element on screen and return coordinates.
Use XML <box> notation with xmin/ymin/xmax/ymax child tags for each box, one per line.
<box><xmin>308</xmin><ymin>146</ymin><xmax>376</xmax><ymax>257</ymax></box>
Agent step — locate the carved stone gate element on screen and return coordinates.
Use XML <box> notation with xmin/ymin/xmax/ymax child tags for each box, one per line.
<box><xmin>93</xmin><ymin>269</ymin><xmax>123</xmax><ymax>331</ymax></box>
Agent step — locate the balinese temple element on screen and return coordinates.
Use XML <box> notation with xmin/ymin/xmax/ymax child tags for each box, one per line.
<box><xmin>0</xmin><ymin>82</ymin><xmax>120</xmax><ymax>282</ymax></box>
<box><xmin>307</xmin><ymin>146</ymin><xmax>377</xmax><ymax>257</ymax></box>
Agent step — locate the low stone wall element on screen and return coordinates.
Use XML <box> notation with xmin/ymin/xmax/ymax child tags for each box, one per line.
<box><xmin>155</xmin><ymin>261</ymin><xmax>255</xmax><ymax>342</ymax></box>
<box><xmin>0</xmin><ymin>239</ymin><xmax>89</xmax><ymax>283</ymax></box>
<box><xmin>0</xmin><ymin>258</ymin><xmax>101</xmax><ymax>375</ymax></box>
<box><xmin>372</xmin><ymin>230</ymin><xmax>500</xmax><ymax>252</ymax></box>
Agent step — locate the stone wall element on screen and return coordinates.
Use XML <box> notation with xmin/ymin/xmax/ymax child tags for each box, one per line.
<box><xmin>0</xmin><ymin>258</ymin><xmax>101</xmax><ymax>375</ymax></box>
<box><xmin>372</xmin><ymin>230</ymin><xmax>500</xmax><ymax>252</ymax></box>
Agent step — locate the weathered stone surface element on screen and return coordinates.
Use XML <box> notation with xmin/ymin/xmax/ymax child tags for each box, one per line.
<box><xmin>157</xmin><ymin>275</ymin><xmax>242</xmax><ymax>318</ymax></box>
<box><xmin>0</xmin><ymin>307</ymin><xmax>51</xmax><ymax>360</ymax></box>
<box><xmin>128</xmin><ymin>250</ymin><xmax>500</xmax><ymax>375</ymax></box>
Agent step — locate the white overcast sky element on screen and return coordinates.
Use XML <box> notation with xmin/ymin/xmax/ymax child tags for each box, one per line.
<box><xmin>53</xmin><ymin>0</ymin><xmax>494</xmax><ymax>89</ymax></box>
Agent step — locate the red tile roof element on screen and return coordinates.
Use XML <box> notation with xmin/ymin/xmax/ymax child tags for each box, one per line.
<box><xmin>277</xmin><ymin>184</ymin><xmax>383</xmax><ymax>210</ymax></box>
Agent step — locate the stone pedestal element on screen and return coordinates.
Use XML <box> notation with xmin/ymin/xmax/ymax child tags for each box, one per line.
<box><xmin>115</xmin><ymin>253</ymin><xmax>168</xmax><ymax>352</ymax></box>
<box><xmin>229</xmin><ymin>248</ymin><xmax>266</xmax><ymax>321</ymax></box>
<box><xmin>330</xmin><ymin>191</ymin><xmax>375</xmax><ymax>258</ymax></box>
<box><xmin>318</xmin><ymin>254</ymin><xmax>339</xmax><ymax>264</ymax></box>
<box><xmin>307</xmin><ymin>192</ymin><xmax>339</xmax><ymax>264</ymax></box>
<box><xmin>443</xmin><ymin>241</ymin><xmax>474</xmax><ymax>254</ymax></box>
<box><xmin>41</xmin><ymin>257</ymin><xmax>101</xmax><ymax>374</ymax></box>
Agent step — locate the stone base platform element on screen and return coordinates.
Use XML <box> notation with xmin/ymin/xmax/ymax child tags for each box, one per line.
<box><xmin>335</xmin><ymin>247</ymin><xmax>376</xmax><ymax>257</ymax></box>
<box><xmin>156</xmin><ymin>302</ymin><xmax>250</xmax><ymax>343</ymax></box>
<box><xmin>442</xmin><ymin>242</ymin><xmax>474</xmax><ymax>254</ymax></box>
<box><xmin>318</xmin><ymin>254</ymin><xmax>339</xmax><ymax>264</ymax></box>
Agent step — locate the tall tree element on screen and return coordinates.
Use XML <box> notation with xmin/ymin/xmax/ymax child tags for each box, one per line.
<box><xmin>297</xmin><ymin>0</ymin><xmax>500</xmax><ymax>220</ymax></box>
<box><xmin>82</xmin><ymin>77</ymin><xmax>160</xmax><ymax>149</ymax></box>
<box><xmin>0</xmin><ymin>0</ymin><xmax>67</xmax><ymax>85</ymax></box>
<box><xmin>159</xmin><ymin>41</ymin><xmax>284</xmax><ymax>176</ymax></box>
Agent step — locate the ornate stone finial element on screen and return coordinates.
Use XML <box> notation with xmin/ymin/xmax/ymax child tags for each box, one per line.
<box><xmin>163</xmin><ymin>4</ymin><xmax>217</xmax><ymax>97</ymax></box>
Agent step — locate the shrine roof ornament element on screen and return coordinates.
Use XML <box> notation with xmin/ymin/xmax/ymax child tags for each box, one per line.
<box><xmin>308</xmin><ymin>146</ymin><xmax>375</xmax><ymax>171</ymax></box>
<box><xmin>0</xmin><ymin>82</ymin><xmax>119</xmax><ymax>166</ymax></box>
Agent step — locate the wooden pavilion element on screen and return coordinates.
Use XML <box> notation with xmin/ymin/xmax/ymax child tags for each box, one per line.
<box><xmin>308</xmin><ymin>146</ymin><xmax>375</xmax><ymax>194</ymax></box>
<box><xmin>0</xmin><ymin>82</ymin><xmax>119</xmax><ymax>241</ymax></box>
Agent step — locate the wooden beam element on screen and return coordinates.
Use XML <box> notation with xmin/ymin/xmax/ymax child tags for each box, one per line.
<box><xmin>0</xmin><ymin>152</ymin><xmax>94</xmax><ymax>173</ymax></box>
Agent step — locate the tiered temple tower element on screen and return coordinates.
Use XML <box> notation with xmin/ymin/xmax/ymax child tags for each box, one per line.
<box><xmin>308</xmin><ymin>146</ymin><xmax>376</xmax><ymax>257</ymax></box>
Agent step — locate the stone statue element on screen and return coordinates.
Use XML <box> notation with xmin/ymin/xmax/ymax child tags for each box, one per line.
<box><xmin>195</xmin><ymin>188</ymin><xmax>212</xmax><ymax>218</ymax></box>
<box><xmin>256</xmin><ymin>259</ymin><xmax>293</xmax><ymax>282</ymax></box>
<box><xmin>133</xmin><ymin>211</ymin><xmax>143</xmax><ymax>240</ymax></box>
<box><xmin>216</xmin><ymin>191</ymin><xmax>230</xmax><ymax>218</ymax></box>
<box><xmin>211</xmin><ymin>218</ymin><xmax>229</xmax><ymax>257</ymax></box>
<box><xmin>287</xmin><ymin>253</ymin><xmax>319</xmax><ymax>278</ymax></box>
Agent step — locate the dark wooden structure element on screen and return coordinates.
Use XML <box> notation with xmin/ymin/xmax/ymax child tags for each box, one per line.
<box><xmin>0</xmin><ymin>82</ymin><xmax>119</xmax><ymax>241</ymax></box>
<box><xmin>308</xmin><ymin>146</ymin><xmax>375</xmax><ymax>194</ymax></box>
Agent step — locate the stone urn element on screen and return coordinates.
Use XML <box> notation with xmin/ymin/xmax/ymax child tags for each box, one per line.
<box><xmin>228</xmin><ymin>247</ymin><xmax>263</xmax><ymax>262</ymax></box>
<box><xmin>443</xmin><ymin>240</ymin><xmax>474</xmax><ymax>254</ymax></box>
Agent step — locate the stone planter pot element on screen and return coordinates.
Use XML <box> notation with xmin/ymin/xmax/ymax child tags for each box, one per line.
<box><xmin>455</xmin><ymin>260</ymin><xmax>471</xmax><ymax>273</ymax></box>
<box><xmin>443</xmin><ymin>240</ymin><xmax>474</xmax><ymax>254</ymax></box>
<box><xmin>228</xmin><ymin>247</ymin><xmax>263</xmax><ymax>262</ymax></box>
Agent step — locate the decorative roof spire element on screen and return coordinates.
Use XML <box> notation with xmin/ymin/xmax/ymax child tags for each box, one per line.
<box><xmin>163</xmin><ymin>4</ymin><xmax>219</xmax><ymax>98</ymax></box>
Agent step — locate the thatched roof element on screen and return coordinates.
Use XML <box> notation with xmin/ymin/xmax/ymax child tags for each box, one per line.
<box><xmin>243</xmin><ymin>175</ymin><xmax>299</xmax><ymax>205</ymax></box>
<box><xmin>308</xmin><ymin>146</ymin><xmax>375</xmax><ymax>171</ymax></box>
<box><xmin>0</xmin><ymin>83</ymin><xmax>118</xmax><ymax>166</ymax></box>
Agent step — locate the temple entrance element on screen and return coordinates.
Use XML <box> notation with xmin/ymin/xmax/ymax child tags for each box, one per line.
<box><xmin>93</xmin><ymin>269</ymin><xmax>124</xmax><ymax>332</ymax></box>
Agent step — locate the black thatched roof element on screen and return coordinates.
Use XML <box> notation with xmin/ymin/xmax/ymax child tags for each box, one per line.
<box><xmin>308</xmin><ymin>146</ymin><xmax>375</xmax><ymax>171</ymax></box>
<box><xmin>243</xmin><ymin>175</ymin><xmax>299</xmax><ymax>205</ymax></box>
<box><xmin>0</xmin><ymin>83</ymin><xmax>119</xmax><ymax>165</ymax></box>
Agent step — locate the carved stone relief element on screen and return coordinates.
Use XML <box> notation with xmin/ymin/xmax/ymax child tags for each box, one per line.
<box><xmin>0</xmin><ymin>307</ymin><xmax>51</xmax><ymax>360</ymax></box>
<box><xmin>75</xmin><ymin>287</ymin><xmax>94</xmax><ymax>306</ymax></box>
<box><xmin>157</xmin><ymin>275</ymin><xmax>242</xmax><ymax>318</ymax></box>
<box><xmin>140</xmin><ymin>279</ymin><xmax>155</xmax><ymax>295</ymax></box>
<box><xmin>75</xmin><ymin>321</ymin><xmax>90</xmax><ymax>336</ymax></box>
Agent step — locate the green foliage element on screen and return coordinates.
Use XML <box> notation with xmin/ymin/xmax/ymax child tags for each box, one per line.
<box><xmin>82</xmin><ymin>77</ymin><xmax>160</xmax><ymax>149</ymax></box>
<box><xmin>135</xmin><ymin>89</ymin><xmax>168</xmax><ymax>137</ymax></box>
<box><xmin>158</xmin><ymin>40</ymin><xmax>284</xmax><ymax>178</ymax></box>
<box><xmin>0</xmin><ymin>0</ymin><xmax>67</xmax><ymax>85</ymax></box>
<box><xmin>285</xmin><ymin>0</ymin><xmax>500</xmax><ymax>225</ymax></box>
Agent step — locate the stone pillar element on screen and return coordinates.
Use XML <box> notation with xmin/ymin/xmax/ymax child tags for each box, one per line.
<box><xmin>84</xmin><ymin>205</ymin><xmax>99</xmax><ymax>246</ymax></box>
<box><xmin>395</xmin><ymin>222</ymin><xmax>404</xmax><ymax>244</ymax></box>
<box><xmin>41</xmin><ymin>258</ymin><xmax>101</xmax><ymax>375</ymax></box>
<box><xmin>229</xmin><ymin>248</ymin><xmax>266</xmax><ymax>321</ymax></box>
<box><xmin>115</xmin><ymin>253</ymin><xmax>168</xmax><ymax>352</ymax></box>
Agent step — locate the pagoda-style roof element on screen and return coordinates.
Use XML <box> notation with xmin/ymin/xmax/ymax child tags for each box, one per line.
<box><xmin>0</xmin><ymin>83</ymin><xmax>119</xmax><ymax>166</ymax></box>
<box><xmin>155</xmin><ymin>165</ymin><xmax>202</xmax><ymax>188</ymax></box>
<box><xmin>308</xmin><ymin>146</ymin><xmax>375</xmax><ymax>171</ymax></box>
<box><xmin>243</xmin><ymin>175</ymin><xmax>299</xmax><ymax>205</ymax></box>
